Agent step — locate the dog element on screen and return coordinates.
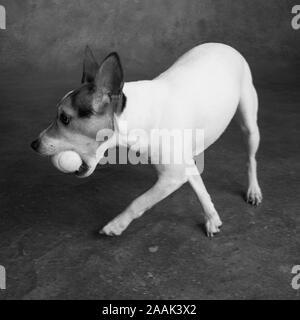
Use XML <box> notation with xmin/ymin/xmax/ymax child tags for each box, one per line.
<box><xmin>31</xmin><ymin>43</ymin><xmax>262</xmax><ymax>237</ymax></box>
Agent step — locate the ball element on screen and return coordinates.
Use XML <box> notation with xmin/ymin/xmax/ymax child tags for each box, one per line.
<box><xmin>51</xmin><ymin>151</ymin><xmax>82</xmax><ymax>173</ymax></box>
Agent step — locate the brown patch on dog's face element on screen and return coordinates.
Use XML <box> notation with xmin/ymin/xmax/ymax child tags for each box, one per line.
<box><xmin>31</xmin><ymin>47</ymin><xmax>124</xmax><ymax>178</ymax></box>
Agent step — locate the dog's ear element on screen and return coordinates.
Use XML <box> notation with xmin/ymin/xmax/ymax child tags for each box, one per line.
<box><xmin>81</xmin><ymin>46</ymin><xmax>99</xmax><ymax>84</ymax></box>
<box><xmin>95</xmin><ymin>52</ymin><xmax>124</xmax><ymax>99</ymax></box>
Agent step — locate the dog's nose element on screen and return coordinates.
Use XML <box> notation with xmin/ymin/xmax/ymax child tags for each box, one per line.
<box><xmin>31</xmin><ymin>139</ymin><xmax>40</xmax><ymax>151</ymax></box>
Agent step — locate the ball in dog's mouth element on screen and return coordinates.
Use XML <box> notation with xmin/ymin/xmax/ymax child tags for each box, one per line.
<box><xmin>52</xmin><ymin>151</ymin><xmax>82</xmax><ymax>173</ymax></box>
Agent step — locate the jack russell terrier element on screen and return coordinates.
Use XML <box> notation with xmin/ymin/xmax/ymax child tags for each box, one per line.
<box><xmin>31</xmin><ymin>43</ymin><xmax>262</xmax><ymax>237</ymax></box>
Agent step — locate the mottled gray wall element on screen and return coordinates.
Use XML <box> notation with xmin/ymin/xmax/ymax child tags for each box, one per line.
<box><xmin>0</xmin><ymin>0</ymin><xmax>299</xmax><ymax>83</ymax></box>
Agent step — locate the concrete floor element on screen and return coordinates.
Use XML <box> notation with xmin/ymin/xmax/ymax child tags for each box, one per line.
<box><xmin>0</xmin><ymin>73</ymin><xmax>299</xmax><ymax>300</ymax></box>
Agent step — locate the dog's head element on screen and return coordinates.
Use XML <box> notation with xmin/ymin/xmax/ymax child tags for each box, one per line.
<box><xmin>31</xmin><ymin>47</ymin><xmax>124</xmax><ymax>178</ymax></box>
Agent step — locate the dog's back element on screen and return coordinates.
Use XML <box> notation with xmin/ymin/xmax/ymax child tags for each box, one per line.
<box><xmin>154</xmin><ymin>43</ymin><xmax>254</xmax><ymax>150</ymax></box>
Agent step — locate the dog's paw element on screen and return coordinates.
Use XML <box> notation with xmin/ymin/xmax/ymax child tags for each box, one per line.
<box><xmin>99</xmin><ymin>215</ymin><xmax>130</xmax><ymax>236</ymax></box>
<box><xmin>205</xmin><ymin>215</ymin><xmax>222</xmax><ymax>238</ymax></box>
<box><xmin>246</xmin><ymin>185</ymin><xmax>262</xmax><ymax>206</ymax></box>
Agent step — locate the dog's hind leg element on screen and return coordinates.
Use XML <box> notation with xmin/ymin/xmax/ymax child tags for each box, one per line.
<box><xmin>236</xmin><ymin>66</ymin><xmax>262</xmax><ymax>205</ymax></box>
<box><xmin>100</xmin><ymin>164</ymin><xmax>187</xmax><ymax>236</ymax></box>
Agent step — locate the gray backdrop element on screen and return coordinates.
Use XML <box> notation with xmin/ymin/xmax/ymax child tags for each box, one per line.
<box><xmin>0</xmin><ymin>0</ymin><xmax>299</xmax><ymax>84</ymax></box>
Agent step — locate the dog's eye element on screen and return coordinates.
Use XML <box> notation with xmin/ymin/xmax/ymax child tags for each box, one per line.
<box><xmin>60</xmin><ymin>113</ymin><xmax>71</xmax><ymax>125</ymax></box>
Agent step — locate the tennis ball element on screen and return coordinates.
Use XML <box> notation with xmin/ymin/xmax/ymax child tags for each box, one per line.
<box><xmin>51</xmin><ymin>151</ymin><xmax>82</xmax><ymax>173</ymax></box>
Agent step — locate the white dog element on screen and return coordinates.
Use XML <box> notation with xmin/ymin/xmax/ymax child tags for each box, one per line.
<box><xmin>31</xmin><ymin>43</ymin><xmax>262</xmax><ymax>237</ymax></box>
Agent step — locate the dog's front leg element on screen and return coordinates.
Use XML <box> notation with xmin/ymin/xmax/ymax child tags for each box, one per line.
<box><xmin>187</xmin><ymin>164</ymin><xmax>222</xmax><ymax>237</ymax></box>
<box><xmin>100</xmin><ymin>165</ymin><xmax>187</xmax><ymax>236</ymax></box>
